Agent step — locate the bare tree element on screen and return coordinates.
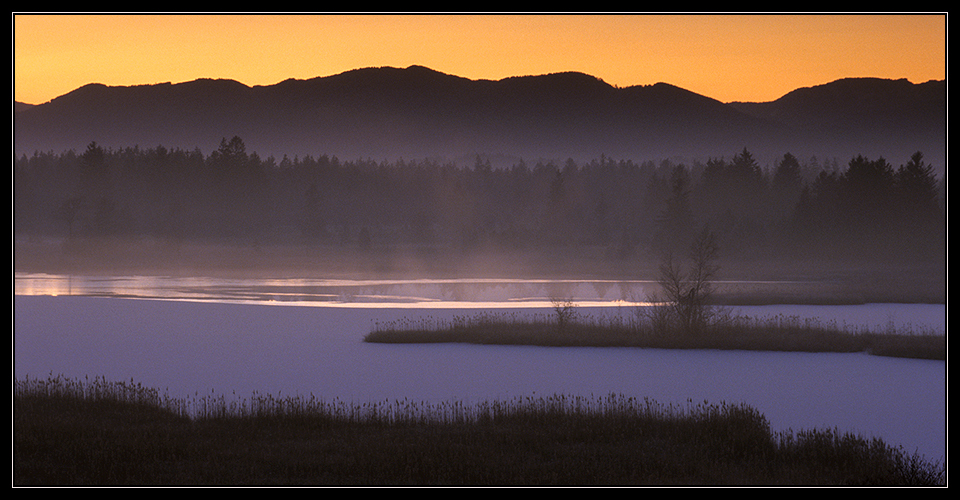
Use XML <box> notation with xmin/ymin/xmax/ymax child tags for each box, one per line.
<box><xmin>652</xmin><ymin>226</ymin><xmax>721</xmax><ymax>336</ymax></box>
<box><xmin>550</xmin><ymin>297</ymin><xmax>579</xmax><ymax>332</ymax></box>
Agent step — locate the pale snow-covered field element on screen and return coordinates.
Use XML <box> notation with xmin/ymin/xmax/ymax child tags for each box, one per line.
<box><xmin>13</xmin><ymin>293</ymin><xmax>946</xmax><ymax>464</ymax></box>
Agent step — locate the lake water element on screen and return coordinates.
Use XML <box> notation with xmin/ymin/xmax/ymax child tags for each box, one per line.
<box><xmin>13</xmin><ymin>272</ymin><xmax>656</xmax><ymax>307</ymax></box>
<box><xmin>13</xmin><ymin>273</ymin><xmax>947</xmax><ymax>464</ymax></box>
<box><xmin>13</xmin><ymin>272</ymin><xmax>947</xmax><ymax>332</ymax></box>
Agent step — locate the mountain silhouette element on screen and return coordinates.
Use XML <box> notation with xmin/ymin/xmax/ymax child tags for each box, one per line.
<box><xmin>728</xmin><ymin>77</ymin><xmax>945</xmax><ymax>167</ymax></box>
<box><xmin>14</xmin><ymin>65</ymin><xmax>945</xmax><ymax>170</ymax></box>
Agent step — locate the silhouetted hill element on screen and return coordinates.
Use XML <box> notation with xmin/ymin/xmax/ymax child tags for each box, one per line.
<box><xmin>728</xmin><ymin>77</ymin><xmax>945</xmax><ymax>169</ymax></box>
<box><xmin>14</xmin><ymin>101</ymin><xmax>35</xmax><ymax>113</ymax></box>
<box><xmin>14</xmin><ymin>66</ymin><xmax>945</xmax><ymax>170</ymax></box>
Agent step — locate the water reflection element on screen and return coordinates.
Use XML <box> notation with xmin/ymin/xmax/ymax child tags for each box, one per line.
<box><xmin>13</xmin><ymin>273</ymin><xmax>655</xmax><ymax>308</ymax></box>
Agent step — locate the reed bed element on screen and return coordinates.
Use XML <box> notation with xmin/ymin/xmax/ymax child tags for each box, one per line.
<box><xmin>14</xmin><ymin>374</ymin><xmax>945</xmax><ymax>485</ymax></box>
<box><xmin>14</xmin><ymin>372</ymin><xmax>748</xmax><ymax>424</ymax></box>
<box><xmin>365</xmin><ymin>308</ymin><xmax>946</xmax><ymax>360</ymax></box>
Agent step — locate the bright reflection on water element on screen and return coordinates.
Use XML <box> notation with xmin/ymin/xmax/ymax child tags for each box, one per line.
<box><xmin>14</xmin><ymin>273</ymin><xmax>946</xmax><ymax>333</ymax></box>
<box><xmin>13</xmin><ymin>273</ymin><xmax>656</xmax><ymax>308</ymax></box>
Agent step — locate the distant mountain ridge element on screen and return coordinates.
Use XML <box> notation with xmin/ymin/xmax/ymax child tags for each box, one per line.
<box><xmin>14</xmin><ymin>65</ymin><xmax>945</xmax><ymax>170</ymax></box>
<box><xmin>727</xmin><ymin>77</ymin><xmax>945</xmax><ymax>164</ymax></box>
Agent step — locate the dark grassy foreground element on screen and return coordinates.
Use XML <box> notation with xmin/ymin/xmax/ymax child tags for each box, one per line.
<box><xmin>364</xmin><ymin>310</ymin><xmax>946</xmax><ymax>361</ymax></box>
<box><xmin>14</xmin><ymin>375</ymin><xmax>944</xmax><ymax>486</ymax></box>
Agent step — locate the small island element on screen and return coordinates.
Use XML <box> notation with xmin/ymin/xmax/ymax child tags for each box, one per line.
<box><xmin>366</xmin><ymin>230</ymin><xmax>944</xmax><ymax>361</ymax></box>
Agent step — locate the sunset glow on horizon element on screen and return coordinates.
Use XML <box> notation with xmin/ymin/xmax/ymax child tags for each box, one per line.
<box><xmin>14</xmin><ymin>13</ymin><xmax>946</xmax><ymax>106</ymax></box>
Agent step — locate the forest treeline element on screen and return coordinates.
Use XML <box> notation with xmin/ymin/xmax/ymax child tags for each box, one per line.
<box><xmin>14</xmin><ymin>137</ymin><xmax>945</xmax><ymax>264</ymax></box>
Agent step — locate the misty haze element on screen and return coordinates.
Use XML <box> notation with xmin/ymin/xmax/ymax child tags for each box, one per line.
<box><xmin>14</xmin><ymin>65</ymin><xmax>945</xmax><ymax>485</ymax></box>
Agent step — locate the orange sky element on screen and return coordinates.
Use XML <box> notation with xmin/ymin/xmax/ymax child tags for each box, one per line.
<box><xmin>13</xmin><ymin>13</ymin><xmax>947</xmax><ymax>105</ymax></box>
